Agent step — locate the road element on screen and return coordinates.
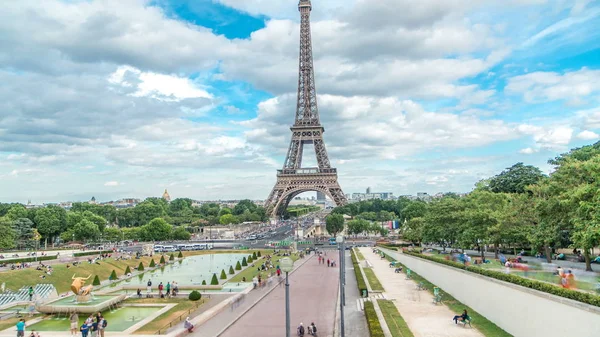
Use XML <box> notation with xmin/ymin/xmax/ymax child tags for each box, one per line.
<box><xmin>220</xmin><ymin>254</ymin><xmax>339</xmax><ymax>337</ymax></box>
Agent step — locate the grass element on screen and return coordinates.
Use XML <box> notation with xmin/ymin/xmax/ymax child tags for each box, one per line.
<box><xmin>0</xmin><ymin>315</ymin><xmax>43</xmax><ymax>332</ymax></box>
<box><xmin>229</xmin><ymin>251</ymin><xmax>299</xmax><ymax>283</ymax></box>
<box><xmin>363</xmin><ymin>268</ymin><xmax>385</xmax><ymax>291</ymax></box>
<box><xmin>378</xmin><ymin>300</ymin><xmax>414</xmax><ymax>337</ymax></box>
<box><xmin>355</xmin><ymin>249</ymin><xmax>366</xmax><ymax>261</ymax></box>
<box><xmin>124</xmin><ymin>297</ymin><xmax>204</xmax><ymax>334</ymax></box>
<box><xmin>381</xmin><ymin>253</ymin><xmax>512</xmax><ymax>337</ymax></box>
<box><xmin>364</xmin><ymin>300</ymin><xmax>385</xmax><ymax>337</ymax></box>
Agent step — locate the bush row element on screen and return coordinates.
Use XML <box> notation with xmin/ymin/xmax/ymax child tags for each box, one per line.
<box><xmin>404</xmin><ymin>251</ymin><xmax>600</xmax><ymax>307</ymax></box>
<box><xmin>73</xmin><ymin>250</ymin><xmax>113</xmax><ymax>257</ymax></box>
<box><xmin>1</xmin><ymin>255</ymin><xmax>57</xmax><ymax>264</ymax></box>
<box><xmin>351</xmin><ymin>248</ymin><xmax>367</xmax><ymax>294</ymax></box>
<box><xmin>363</xmin><ymin>300</ymin><xmax>385</xmax><ymax>337</ymax></box>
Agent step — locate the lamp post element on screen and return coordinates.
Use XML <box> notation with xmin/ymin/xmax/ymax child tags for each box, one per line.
<box><xmin>336</xmin><ymin>235</ymin><xmax>345</xmax><ymax>337</ymax></box>
<box><xmin>280</xmin><ymin>257</ymin><xmax>294</xmax><ymax>337</ymax></box>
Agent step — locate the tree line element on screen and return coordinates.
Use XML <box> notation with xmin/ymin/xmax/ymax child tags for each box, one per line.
<box><xmin>0</xmin><ymin>198</ymin><xmax>268</xmax><ymax>249</ymax></box>
<box><xmin>331</xmin><ymin>141</ymin><xmax>600</xmax><ymax>271</ymax></box>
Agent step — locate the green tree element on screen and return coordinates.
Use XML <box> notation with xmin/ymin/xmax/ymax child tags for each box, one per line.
<box><xmin>35</xmin><ymin>205</ymin><xmax>67</xmax><ymax>246</ymax></box>
<box><xmin>489</xmin><ymin>162</ymin><xmax>546</xmax><ymax>194</ymax></box>
<box><xmin>102</xmin><ymin>227</ymin><xmax>122</xmax><ymax>242</ymax></box>
<box><xmin>211</xmin><ymin>273</ymin><xmax>219</xmax><ymax>285</ymax></box>
<box><xmin>220</xmin><ymin>269</ymin><xmax>227</xmax><ymax>279</ymax></box>
<box><xmin>141</xmin><ymin>218</ymin><xmax>172</xmax><ymax>241</ymax></box>
<box><xmin>347</xmin><ymin>219</ymin><xmax>369</xmax><ymax>236</ymax></box>
<box><xmin>402</xmin><ymin>217</ymin><xmax>424</xmax><ymax>244</ymax></box>
<box><xmin>82</xmin><ymin>211</ymin><xmax>107</xmax><ymax>233</ymax></box>
<box><xmin>202</xmin><ymin>280</ymin><xmax>206</xmax><ymax>285</ymax></box>
<box><xmin>219</xmin><ymin>214</ymin><xmax>238</xmax><ymax>225</ymax></box>
<box><xmin>325</xmin><ymin>214</ymin><xmax>345</xmax><ymax>236</ymax></box>
<box><xmin>10</xmin><ymin>218</ymin><xmax>36</xmax><ymax>249</ymax></box>
<box><xmin>109</xmin><ymin>270</ymin><xmax>118</xmax><ymax>281</ymax></box>
<box><xmin>0</xmin><ymin>218</ymin><xmax>17</xmax><ymax>250</ymax></box>
<box><xmin>178</xmin><ymin>251</ymin><xmax>183</xmax><ymax>258</ymax></box>
<box><xmin>242</xmin><ymin>257</ymin><xmax>247</xmax><ymax>266</ymax></box>
<box><xmin>169</xmin><ymin>254</ymin><xmax>174</xmax><ymax>261</ymax></box>
<box><xmin>235</xmin><ymin>261</ymin><xmax>242</xmax><ymax>270</ymax></box>
<box><xmin>122</xmin><ymin>227</ymin><xmax>141</xmax><ymax>241</ymax></box>
<box><xmin>219</xmin><ymin>207</ymin><xmax>232</xmax><ymax>216</ymax></box>
<box><xmin>248</xmin><ymin>255</ymin><xmax>253</xmax><ymax>263</ymax></box>
<box><xmin>188</xmin><ymin>290</ymin><xmax>202</xmax><ymax>301</ymax></box>
<box><xmin>6</xmin><ymin>204</ymin><xmax>28</xmax><ymax>221</ymax></box>
<box><xmin>257</xmin><ymin>251</ymin><xmax>261</xmax><ymax>257</ymax></box>
<box><xmin>229</xmin><ymin>265</ymin><xmax>235</xmax><ymax>274</ymax></box>
<box><xmin>138</xmin><ymin>262</ymin><xmax>145</xmax><ymax>271</ymax></box>
<box><xmin>422</xmin><ymin>197</ymin><xmax>465</xmax><ymax>251</ymax></box>
<box><xmin>124</xmin><ymin>266</ymin><xmax>132</xmax><ymax>275</ymax></box>
<box><xmin>171</xmin><ymin>227</ymin><xmax>191</xmax><ymax>240</ymax></box>
<box><xmin>159</xmin><ymin>255</ymin><xmax>166</xmax><ymax>264</ymax></box>
<box><xmin>92</xmin><ymin>275</ymin><xmax>101</xmax><ymax>286</ymax></box>
<box><xmin>149</xmin><ymin>259</ymin><xmax>156</xmax><ymax>267</ymax></box>
<box><xmin>73</xmin><ymin>219</ymin><xmax>101</xmax><ymax>242</ymax></box>
<box><xmin>252</xmin><ymin>251</ymin><xmax>257</xmax><ymax>260</ymax></box>
<box><xmin>399</xmin><ymin>201</ymin><xmax>428</xmax><ymax>223</ymax></box>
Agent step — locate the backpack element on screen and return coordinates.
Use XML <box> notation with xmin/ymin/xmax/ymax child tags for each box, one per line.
<box><xmin>299</xmin><ymin>326</ymin><xmax>305</xmax><ymax>334</ymax></box>
<box><xmin>312</xmin><ymin>325</ymin><xmax>317</xmax><ymax>332</ymax></box>
<box><xmin>102</xmin><ymin>320</ymin><xmax>108</xmax><ymax>328</ymax></box>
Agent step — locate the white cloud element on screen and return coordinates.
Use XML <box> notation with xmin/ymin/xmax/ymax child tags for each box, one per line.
<box><xmin>576</xmin><ymin>130</ymin><xmax>599</xmax><ymax>140</ymax></box>
<box><xmin>519</xmin><ymin>147</ymin><xmax>538</xmax><ymax>154</ymax></box>
<box><xmin>104</xmin><ymin>181</ymin><xmax>121</xmax><ymax>186</ymax></box>
<box><xmin>516</xmin><ymin>125</ymin><xmax>574</xmax><ymax>150</ymax></box>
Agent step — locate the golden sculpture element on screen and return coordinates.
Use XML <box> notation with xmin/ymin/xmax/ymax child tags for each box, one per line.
<box><xmin>71</xmin><ymin>274</ymin><xmax>93</xmax><ymax>296</ymax></box>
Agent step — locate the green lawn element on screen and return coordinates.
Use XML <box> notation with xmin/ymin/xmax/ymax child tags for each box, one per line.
<box><xmin>229</xmin><ymin>252</ymin><xmax>300</xmax><ymax>283</ymax></box>
<box><xmin>355</xmin><ymin>249</ymin><xmax>366</xmax><ymax>261</ymax></box>
<box><xmin>381</xmin><ymin>253</ymin><xmax>512</xmax><ymax>337</ymax></box>
<box><xmin>379</xmin><ymin>300</ymin><xmax>414</xmax><ymax>337</ymax></box>
<box><xmin>363</xmin><ymin>268</ymin><xmax>385</xmax><ymax>291</ymax></box>
<box><xmin>125</xmin><ymin>297</ymin><xmax>204</xmax><ymax>334</ymax></box>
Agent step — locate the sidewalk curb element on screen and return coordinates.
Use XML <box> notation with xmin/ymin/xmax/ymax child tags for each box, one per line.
<box><xmin>214</xmin><ymin>255</ymin><xmax>315</xmax><ymax>337</ymax></box>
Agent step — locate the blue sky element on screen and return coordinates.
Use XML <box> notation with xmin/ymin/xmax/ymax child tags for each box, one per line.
<box><xmin>0</xmin><ymin>0</ymin><xmax>599</xmax><ymax>203</ymax></box>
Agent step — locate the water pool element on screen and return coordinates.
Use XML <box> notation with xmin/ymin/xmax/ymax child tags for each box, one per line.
<box><xmin>28</xmin><ymin>306</ymin><xmax>162</xmax><ymax>332</ymax></box>
<box><xmin>49</xmin><ymin>295</ymin><xmax>117</xmax><ymax>306</ymax></box>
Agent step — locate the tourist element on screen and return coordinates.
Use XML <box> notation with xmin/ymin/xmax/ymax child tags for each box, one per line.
<box><xmin>16</xmin><ymin>318</ymin><xmax>25</xmax><ymax>337</ymax></box>
<box><xmin>28</xmin><ymin>331</ymin><xmax>40</xmax><ymax>337</ymax></box>
<box><xmin>28</xmin><ymin>286</ymin><xmax>34</xmax><ymax>301</ymax></box>
<box><xmin>327</xmin><ymin>259</ymin><xmax>330</xmax><ymax>267</ymax></box>
<box><xmin>70</xmin><ymin>312</ymin><xmax>79</xmax><ymax>336</ymax></box>
<box><xmin>146</xmin><ymin>280</ymin><xmax>152</xmax><ymax>296</ymax></box>
<box><xmin>95</xmin><ymin>312</ymin><xmax>101</xmax><ymax>324</ymax></box>
<box><xmin>137</xmin><ymin>288</ymin><xmax>142</xmax><ymax>298</ymax></box>
<box><xmin>183</xmin><ymin>317</ymin><xmax>194</xmax><ymax>332</ymax></box>
<box><xmin>80</xmin><ymin>322</ymin><xmax>89</xmax><ymax>337</ymax></box>
<box><xmin>252</xmin><ymin>276</ymin><xmax>258</xmax><ymax>289</ymax></box>
<box><xmin>308</xmin><ymin>322</ymin><xmax>317</xmax><ymax>335</ymax></box>
<box><xmin>98</xmin><ymin>315</ymin><xmax>106</xmax><ymax>337</ymax></box>
<box><xmin>166</xmin><ymin>282</ymin><xmax>171</xmax><ymax>297</ymax></box>
<box><xmin>297</xmin><ymin>322</ymin><xmax>305</xmax><ymax>336</ymax></box>
<box><xmin>452</xmin><ymin>309</ymin><xmax>468</xmax><ymax>324</ymax></box>
<box><xmin>158</xmin><ymin>282</ymin><xmax>164</xmax><ymax>297</ymax></box>
<box><xmin>85</xmin><ymin>315</ymin><xmax>93</xmax><ymax>325</ymax></box>
<box><xmin>172</xmin><ymin>281</ymin><xmax>178</xmax><ymax>296</ymax></box>
<box><xmin>90</xmin><ymin>319</ymin><xmax>98</xmax><ymax>337</ymax></box>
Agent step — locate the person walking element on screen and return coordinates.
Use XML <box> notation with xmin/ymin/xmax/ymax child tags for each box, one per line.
<box><xmin>80</xmin><ymin>322</ymin><xmax>90</xmax><ymax>337</ymax></box>
<box><xmin>158</xmin><ymin>282</ymin><xmax>164</xmax><ymax>297</ymax></box>
<box><xmin>69</xmin><ymin>312</ymin><xmax>79</xmax><ymax>336</ymax></box>
<box><xmin>28</xmin><ymin>287</ymin><xmax>34</xmax><ymax>301</ymax></box>
<box><xmin>326</xmin><ymin>259</ymin><xmax>330</xmax><ymax>267</ymax></box>
<box><xmin>166</xmin><ymin>282</ymin><xmax>171</xmax><ymax>297</ymax></box>
<box><xmin>183</xmin><ymin>317</ymin><xmax>194</xmax><ymax>332</ymax></box>
<box><xmin>98</xmin><ymin>315</ymin><xmax>106</xmax><ymax>337</ymax></box>
<box><xmin>16</xmin><ymin>318</ymin><xmax>25</xmax><ymax>337</ymax></box>
<box><xmin>146</xmin><ymin>280</ymin><xmax>152</xmax><ymax>296</ymax></box>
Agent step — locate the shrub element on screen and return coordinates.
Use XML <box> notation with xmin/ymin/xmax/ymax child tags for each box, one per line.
<box><xmin>92</xmin><ymin>275</ymin><xmax>101</xmax><ymax>286</ymax></box>
<box><xmin>404</xmin><ymin>251</ymin><xmax>600</xmax><ymax>307</ymax></box>
<box><xmin>109</xmin><ymin>270</ymin><xmax>117</xmax><ymax>281</ymax></box>
<box><xmin>169</xmin><ymin>254</ymin><xmax>174</xmax><ymax>261</ymax></box>
<box><xmin>248</xmin><ymin>255</ymin><xmax>253</xmax><ymax>263</ymax></box>
<box><xmin>242</xmin><ymin>257</ymin><xmax>247</xmax><ymax>266</ymax></box>
<box><xmin>188</xmin><ymin>290</ymin><xmax>202</xmax><ymax>301</ymax></box>
<box><xmin>220</xmin><ymin>269</ymin><xmax>227</xmax><ymax>279</ymax></box>
<box><xmin>257</xmin><ymin>251</ymin><xmax>261</xmax><ymax>257</ymax></box>
<box><xmin>138</xmin><ymin>262</ymin><xmax>144</xmax><ymax>271</ymax></box>
<box><xmin>149</xmin><ymin>259</ymin><xmax>156</xmax><ymax>267</ymax></box>
<box><xmin>3</xmin><ymin>255</ymin><xmax>57</xmax><ymax>264</ymax></box>
<box><xmin>211</xmin><ymin>273</ymin><xmax>219</xmax><ymax>285</ymax></box>
<box><xmin>235</xmin><ymin>261</ymin><xmax>242</xmax><ymax>270</ymax></box>
<box><xmin>229</xmin><ymin>266</ymin><xmax>235</xmax><ymax>274</ymax></box>
<box><xmin>160</xmin><ymin>255</ymin><xmax>166</xmax><ymax>264</ymax></box>
<box><xmin>202</xmin><ymin>280</ymin><xmax>206</xmax><ymax>285</ymax></box>
<box><xmin>351</xmin><ymin>249</ymin><xmax>367</xmax><ymax>295</ymax></box>
<box><xmin>178</xmin><ymin>251</ymin><xmax>183</xmax><ymax>258</ymax></box>
<box><xmin>364</xmin><ymin>301</ymin><xmax>385</xmax><ymax>337</ymax></box>
<box><xmin>252</xmin><ymin>251</ymin><xmax>258</xmax><ymax>260</ymax></box>
<box><xmin>124</xmin><ymin>266</ymin><xmax>131</xmax><ymax>275</ymax></box>
<box><xmin>73</xmin><ymin>250</ymin><xmax>113</xmax><ymax>257</ymax></box>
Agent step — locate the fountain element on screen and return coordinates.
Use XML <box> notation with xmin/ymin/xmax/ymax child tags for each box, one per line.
<box><xmin>35</xmin><ymin>274</ymin><xmax>126</xmax><ymax>314</ymax></box>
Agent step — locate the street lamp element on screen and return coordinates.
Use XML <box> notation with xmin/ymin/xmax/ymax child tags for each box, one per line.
<box><xmin>280</xmin><ymin>257</ymin><xmax>294</xmax><ymax>337</ymax></box>
<box><xmin>336</xmin><ymin>235</ymin><xmax>345</xmax><ymax>337</ymax></box>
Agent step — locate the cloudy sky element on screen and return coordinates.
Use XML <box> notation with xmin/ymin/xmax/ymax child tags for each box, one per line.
<box><xmin>1</xmin><ymin>0</ymin><xmax>599</xmax><ymax>203</ymax></box>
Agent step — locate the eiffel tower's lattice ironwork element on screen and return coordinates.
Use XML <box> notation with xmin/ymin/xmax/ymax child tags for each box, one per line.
<box><xmin>264</xmin><ymin>0</ymin><xmax>347</xmax><ymax>217</ymax></box>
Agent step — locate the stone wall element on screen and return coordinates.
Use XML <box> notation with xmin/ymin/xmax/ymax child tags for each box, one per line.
<box><xmin>382</xmin><ymin>248</ymin><xmax>600</xmax><ymax>337</ymax></box>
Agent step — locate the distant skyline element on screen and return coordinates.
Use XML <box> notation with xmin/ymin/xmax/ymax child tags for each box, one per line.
<box><xmin>1</xmin><ymin>0</ymin><xmax>599</xmax><ymax>203</ymax></box>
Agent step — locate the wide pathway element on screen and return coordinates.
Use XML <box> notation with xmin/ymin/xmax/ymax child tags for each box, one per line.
<box><xmin>342</xmin><ymin>249</ymin><xmax>370</xmax><ymax>336</ymax></box>
<box><xmin>359</xmin><ymin>247</ymin><xmax>484</xmax><ymax>337</ymax></box>
<box><xmin>220</xmin><ymin>254</ymin><xmax>339</xmax><ymax>337</ymax></box>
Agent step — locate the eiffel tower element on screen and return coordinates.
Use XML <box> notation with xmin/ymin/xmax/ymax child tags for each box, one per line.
<box><xmin>264</xmin><ymin>0</ymin><xmax>347</xmax><ymax>217</ymax></box>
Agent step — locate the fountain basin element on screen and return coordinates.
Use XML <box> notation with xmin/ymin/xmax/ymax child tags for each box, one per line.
<box><xmin>36</xmin><ymin>294</ymin><xmax>126</xmax><ymax>314</ymax></box>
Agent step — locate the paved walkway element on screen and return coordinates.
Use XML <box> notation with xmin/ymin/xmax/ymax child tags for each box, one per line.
<box><xmin>359</xmin><ymin>248</ymin><xmax>484</xmax><ymax>337</ymax></box>
<box><xmin>220</xmin><ymin>254</ymin><xmax>339</xmax><ymax>337</ymax></box>
<box><xmin>341</xmin><ymin>250</ymin><xmax>369</xmax><ymax>336</ymax></box>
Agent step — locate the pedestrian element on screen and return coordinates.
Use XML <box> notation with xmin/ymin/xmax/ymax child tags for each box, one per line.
<box><xmin>70</xmin><ymin>311</ymin><xmax>79</xmax><ymax>336</ymax></box>
<box><xmin>90</xmin><ymin>319</ymin><xmax>98</xmax><ymax>337</ymax></box>
<box><xmin>166</xmin><ymin>282</ymin><xmax>171</xmax><ymax>297</ymax></box>
<box><xmin>183</xmin><ymin>317</ymin><xmax>194</xmax><ymax>332</ymax></box>
<box><xmin>98</xmin><ymin>315</ymin><xmax>106</xmax><ymax>337</ymax></box>
<box><xmin>80</xmin><ymin>322</ymin><xmax>90</xmax><ymax>337</ymax></box>
<box><xmin>16</xmin><ymin>318</ymin><xmax>25</xmax><ymax>337</ymax></box>
<box><xmin>327</xmin><ymin>259</ymin><xmax>330</xmax><ymax>267</ymax></box>
<box><xmin>28</xmin><ymin>286</ymin><xmax>34</xmax><ymax>301</ymax></box>
<box><xmin>158</xmin><ymin>282</ymin><xmax>164</xmax><ymax>297</ymax></box>
<box><xmin>146</xmin><ymin>280</ymin><xmax>152</xmax><ymax>296</ymax></box>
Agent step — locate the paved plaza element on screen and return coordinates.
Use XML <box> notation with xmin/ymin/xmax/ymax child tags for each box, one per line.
<box><xmin>359</xmin><ymin>247</ymin><xmax>484</xmax><ymax>337</ymax></box>
<box><xmin>220</xmin><ymin>254</ymin><xmax>339</xmax><ymax>337</ymax></box>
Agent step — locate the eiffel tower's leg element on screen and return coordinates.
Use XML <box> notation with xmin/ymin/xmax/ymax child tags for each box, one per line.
<box><xmin>284</xmin><ymin>139</ymin><xmax>302</xmax><ymax>169</ymax></box>
<box><xmin>313</xmin><ymin>138</ymin><xmax>331</xmax><ymax>169</ymax></box>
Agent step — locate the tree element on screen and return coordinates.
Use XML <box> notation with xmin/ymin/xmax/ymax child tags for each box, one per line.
<box><xmin>122</xmin><ymin>227</ymin><xmax>141</xmax><ymax>241</ymax></box>
<box><xmin>347</xmin><ymin>219</ymin><xmax>369</xmax><ymax>236</ymax></box>
<box><xmin>141</xmin><ymin>218</ymin><xmax>172</xmax><ymax>241</ymax></box>
<box><xmin>219</xmin><ymin>207</ymin><xmax>232</xmax><ymax>217</ymax></box>
<box><xmin>399</xmin><ymin>201</ymin><xmax>428</xmax><ymax>223</ymax></box>
<box><xmin>149</xmin><ymin>259</ymin><xmax>156</xmax><ymax>267</ymax></box>
<box><xmin>220</xmin><ymin>269</ymin><xmax>227</xmax><ymax>279</ymax></box>
<box><xmin>0</xmin><ymin>218</ymin><xmax>17</xmax><ymax>250</ymax></box>
<box><xmin>402</xmin><ymin>217</ymin><xmax>424</xmax><ymax>244</ymax></box>
<box><xmin>171</xmin><ymin>227</ymin><xmax>191</xmax><ymax>240</ymax></box>
<box><xmin>82</xmin><ymin>211</ymin><xmax>107</xmax><ymax>233</ymax></box>
<box><xmin>159</xmin><ymin>255</ymin><xmax>166</xmax><ymax>264</ymax></box>
<box><xmin>73</xmin><ymin>219</ymin><xmax>101</xmax><ymax>242</ymax></box>
<box><xmin>92</xmin><ymin>275</ymin><xmax>101</xmax><ymax>286</ymax></box>
<box><xmin>252</xmin><ymin>251</ymin><xmax>257</xmax><ymax>260</ymax></box>
<box><xmin>242</xmin><ymin>257</ymin><xmax>247</xmax><ymax>266</ymax></box>
<box><xmin>248</xmin><ymin>255</ymin><xmax>253</xmax><ymax>263</ymax></box>
<box><xmin>219</xmin><ymin>214</ymin><xmax>238</xmax><ymax>225</ymax></box>
<box><xmin>34</xmin><ymin>205</ymin><xmax>67</xmax><ymax>246</ymax></box>
<box><xmin>124</xmin><ymin>266</ymin><xmax>132</xmax><ymax>275</ymax></box>
<box><xmin>325</xmin><ymin>214</ymin><xmax>345</xmax><ymax>236</ymax></box>
<box><xmin>235</xmin><ymin>261</ymin><xmax>242</xmax><ymax>270</ymax></box>
<box><xmin>489</xmin><ymin>162</ymin><xmax>545</xmax><ymax>194</ymax></box>
<box><xmin>109</xmin><ymin>270</ymin><xmax>118</xmax><ymax>281</ymax></box>
<box><xmin>229</xmin><ymin>265</ymin><xmax>235</xmax><ymax>274</ymax></box>
<box><xmin>10</xmin><ymin>218</ymin><xmax>36</xmax><ymax>249</ymax></box>
<box><xmin>178</xmin><ymin>251</ymin><xmax>183</xmax><ymax>258</ymax></box>
<box><xmin>202</xmin><ymin>280</ymin><xmax>206</xmax><ymax>285</ymax></box>
<box><xmin>211</xmin><ymin>273</ymin><xmax>219</xmax><ymax>285</ymax></box>
<box><xmin>102</xmin><ymin>227</ymin><xmax>122</xmax><ymax>242</ymax></box>
<box><xmin>257</xmin><ymin>251</ymin><xmax>261</xmax><ymax>257</ymax></box>
<box><xmin>138</xmin><ymin>262</ymin><xmax>145</xmax><ymax>271</ymax></box>
<box><xmin>188</xmin><ymin>290</ymin><xmax>202</xmax><ymax>301</ymax></box>
<box><xmin>6</xmin><ymin>204</ymin><xmax>28</xmax><ymax>221</ymax></box>
<box><xmin>169</xmin><ymin>254</ymin><xmax>174</xmax><ymax>261</ymax></box>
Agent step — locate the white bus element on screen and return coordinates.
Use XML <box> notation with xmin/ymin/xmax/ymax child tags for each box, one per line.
<box><xmin>162</xmin><ymin>245</ymin><xmax>176</xmax><ymax>252</ymax></box>
<box><xmin>153</xmin><ymin>245</ymin><xmax>164</xmax><ymax>252</ymax></box>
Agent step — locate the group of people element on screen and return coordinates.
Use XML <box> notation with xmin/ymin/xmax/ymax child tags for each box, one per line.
<box><xmin>71</xmin><ymin>312</ymin><xmax>107</xmax><ymax>337</ymax></box>
<box><xmin>555</xmin><ymin>266</ymin><xmax>577</xmax><ymax>289</ymax></box>
<box><xmin>317</xmin><ymin>255</ymin><xmax>335</xmax><ymax>268</ymax></box>
<box><xmin>142</xmin><ymin>280</ymin><xmax>179</xmax><ymax>298</ymax></box>
<box><xmin>297</xmin><ymin>322</ymin><xmax>317</xmax><ymax>336</ymax></box>
<box><xmin>15</xmin><ymin>318</ymin><xmax>41</xmax><ymax>337</ymax></box>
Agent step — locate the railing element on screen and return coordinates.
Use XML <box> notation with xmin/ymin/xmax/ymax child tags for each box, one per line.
<box><xmin>278</xmin><ymin>168</ymin><xmax>337</xmax><ymax>175</ymax></box>
<box><xmin>154</xmin><ymin>300</ymin><xmax>203</xmax><ymax>335</ymax></box>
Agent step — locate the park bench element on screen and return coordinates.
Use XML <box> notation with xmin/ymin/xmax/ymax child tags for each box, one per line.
<box><xmin>460</xmin><ymin>315</ymin><xmax>472</xmax><ymax>328</ymax></box>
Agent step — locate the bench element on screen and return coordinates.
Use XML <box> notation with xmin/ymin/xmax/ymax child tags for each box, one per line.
<box><xmin>460</xmin><ymin>315</ymin><xmax>472</xmax><ymax>328</ymax></box>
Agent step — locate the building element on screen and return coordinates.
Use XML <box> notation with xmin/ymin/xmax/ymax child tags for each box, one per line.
<box><xmin>351</xmin><ymin>188</ymin><xmax>394</xmax><ymax>201</ymax></box>
<box><xmin>316</xmin><ymin>191</ymin><xmax>326</xmax><ymax>201</ymax></box>
<box><xmin>162</xmin><ymin>189</ymin><xmax>171</xmax><ymax>202</ymax></box>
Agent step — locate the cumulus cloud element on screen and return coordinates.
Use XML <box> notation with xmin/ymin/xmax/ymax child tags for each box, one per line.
<box><xmin>576</xmin><ymin>130</ymin><xmax>599</xmax><ymax>140</ymax></box>
<box><xmin>104</xmin><ymin>181</ymin><xmax>121</xmax><ymax>186</ymax></box>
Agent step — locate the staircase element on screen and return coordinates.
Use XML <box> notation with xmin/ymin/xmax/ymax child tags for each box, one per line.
<box><xmin>356</xmin><ymin>293</ymin><xmax>389</xmax><ymax>311</ymax></box>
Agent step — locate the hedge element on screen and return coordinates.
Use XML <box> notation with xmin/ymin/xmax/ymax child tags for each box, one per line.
<box><xmin>235</xmin><ymin>261</ymin><xmax>242</xmax><ymax>270</ymax></box>
<box><xmin>109</xmin><ymin>270</ymin><xmax>117</xmax><ymax>281</ymax></box>
<box><xmin>92</xmin><ymin>275</ymin><xmax>101</xmax><ymax>286</ymax></box>
<box><xmin>229</xmin><ymin>266</ymin><xmax>235</xmax><ymax>274</ymax></box>
<box><xmin>159</xmin><ymin>255</ymin><xmax>166</xmax><ymax>264</ymax></box>
<box><xmin>211</xmin><ymin>273</ymin><xmax>219</xmax><ymax>285</ymax></box>
<box><xmin>351</xmin><ymin>248</ymin><xmax>368</xmax><ymax>296</ymax></box>
<box><xmin>188</xmin><ymin>290</ymin><xmax>202</xmax><ymax>301</ymax></box>
<box><xmin>2</xmin><ymin>255</ymin><xmax>57</xmax><ymax>264</ymax></box>
<box><xmin>138</xmin><ymin>262</ymin><xmax>144</xmax><ymax>271</ymax></box>
<box><xmin>242</xmin><ymin>257</ymin><xmax>247</xmax><ymax>266</ymax></box>
<box><xmin>404</xmin><ymin>251</ymin><xmax>600</xmax><ymax>307</ymax></box>
<box><xmin>257</xmin><ymin>251</ymin><xmax>261</xmax><ymax>257</ymax></box>
<box><xmin>149</xmin><ymin>259</ymin><xmax>156</xmax><ymax>267</ymax></box>
<box><xmin>124</xmin><ymin>266</ymin><xmax>131</xmax><ymax>275</ymax></box>
<box><xmin>252</xmin><ymin>252</ymin><xmax>258</xmax><ymax>260</ymax></box>
<box><xmin>220</xmin><ymin>269</ymin><xmax>227</xmax><ymax>280</ymax></box>
<box><xmin>178</xmin><ymin>251</ymin><xmax>183</xmax><ymax>258</ymax></box>
<box><xmin>73</xmin><ymin>250</ymin><xmax>113</xmax><ymax>257</ymax></box>
<box><xmin>248</xmin><ymin>255</ymin><xmax>253</xmax><ymax>263</ymax></box>
<box><xmin>169</xmin><ymin>254</ymin><xmax>175</xmax><ymax>261</ymax></box>
<box><xmin>364</xmin><ymin>301</ymin><xmax>385</xmax><ymax>337</ymax></box>
<box><xmin>202</xmin><ymin>280</ymin><xmax>206</xmax><ymax>285</ymax></box>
